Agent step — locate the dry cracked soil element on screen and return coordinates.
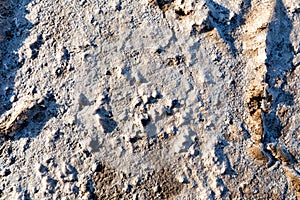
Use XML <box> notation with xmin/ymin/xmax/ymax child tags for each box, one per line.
<box><xmin>1</xmin><ymin>0</ymin><xmax>300</xmax><ymax>199</ymax></box>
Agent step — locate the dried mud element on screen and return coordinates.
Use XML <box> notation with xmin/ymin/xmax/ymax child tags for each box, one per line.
<box><xmin>1</xmin><ymin>0</ymin><xmax>300</xmax><ymax>199</ymax></box>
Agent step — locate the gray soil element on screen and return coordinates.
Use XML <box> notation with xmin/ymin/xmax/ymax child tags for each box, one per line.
<box><xmin>1</xmin><ymin>0</ymin><xmax>300</xmax><ymax>199</ymax></box>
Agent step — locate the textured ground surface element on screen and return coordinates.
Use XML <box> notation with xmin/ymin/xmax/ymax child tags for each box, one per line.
<box><xmin>0</xmin><ymin>0</ymin><xmax>300</xmax><ymax>199</ymax></box>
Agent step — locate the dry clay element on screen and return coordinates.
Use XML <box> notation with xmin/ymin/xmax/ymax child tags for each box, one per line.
<box><xmin>1</xmin><ymin>0</ymin><xmax>300</xmax><ymax>199</ymax></box>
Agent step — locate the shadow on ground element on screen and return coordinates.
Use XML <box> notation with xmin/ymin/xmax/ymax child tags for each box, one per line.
<box><xmin>263</xmin><ymin>0</ymin><xmax>295</xmax><ymax>143</ymax></box>
<box><xmin>202</xmin><ymin>0</ymin><xmax>252</xmax><ymax>56</ymax></box>
<box><xmin>0</xmin><ymin>0</ymin><xmax>57</xmax><ymax>141</ymax></box>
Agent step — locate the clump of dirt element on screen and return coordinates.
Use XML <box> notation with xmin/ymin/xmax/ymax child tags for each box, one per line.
<box><xmin>245</xmin><ymin>82</ymin><xmax>266</xmax><ymax>144</ymax></box>
<box><xmin>92</xmin><ymin>163</ymin><xmax>119</xmax><ymax>199</ymax></box>
<box><xmin>149</xmin><ymin>0</ymin><xmax>174</xmax><ymax>11</ymax></box>
<box><xmin>92</xmin><ymin>162</ymin><xmax>184</xmax><ymax>199</ymax></box>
